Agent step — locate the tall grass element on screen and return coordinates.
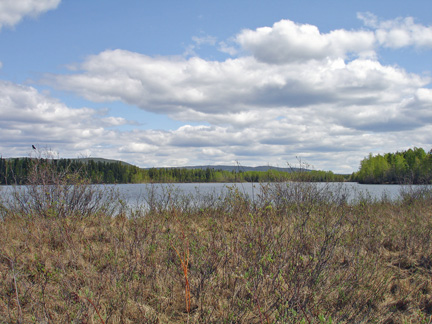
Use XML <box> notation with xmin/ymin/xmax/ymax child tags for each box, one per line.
<box><xmin>1</xmin><ymin>159</ymin><xmax>432</xmax><ymax>323</ymax></box>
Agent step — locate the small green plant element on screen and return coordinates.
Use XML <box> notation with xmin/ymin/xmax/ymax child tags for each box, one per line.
<box><xmin>318</xmin><ymin>314</ymin><xmax>333</xmax><ymax>323</ymax></box>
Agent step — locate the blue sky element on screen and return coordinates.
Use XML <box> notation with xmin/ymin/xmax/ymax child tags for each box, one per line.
<box><xmin>0</xmin><ymin>0</ymin><xmax>431</xmax><ymax>173</ymax></box>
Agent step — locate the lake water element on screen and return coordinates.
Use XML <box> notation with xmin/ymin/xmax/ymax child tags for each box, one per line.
<box><xmin>107</xmin><ymin>182</ymin><xmax>428</xmax><ymax>205</ymax></box>
<box><xmin>2</xmin><ymin>182</ymin><xmax>430</xmax><ymax>209</ymax></box>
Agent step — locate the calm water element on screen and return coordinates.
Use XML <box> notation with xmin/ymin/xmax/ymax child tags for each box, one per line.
<box><xmin>2</xmin><ymin>182</ymin><xmax>430</xmax><ymax>208</ymax></box>
<box><xmin>108</xmin><ymin>182</ymin><xmax>427</xmax><ymax>205</ymax></box>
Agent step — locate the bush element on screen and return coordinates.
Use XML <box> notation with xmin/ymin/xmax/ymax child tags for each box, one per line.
<box><xmin>2</xmin><ymin>149</ymin><xmax>121</xmax><ymax>219</ymax></box>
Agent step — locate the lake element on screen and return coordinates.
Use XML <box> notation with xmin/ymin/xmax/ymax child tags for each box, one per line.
<box><xmin>108</xmin><ymin>182</ymin><xmax>428</xmax><ymax>206</ymax></box>
<box><xmin>2</xmin><ymin>182</ymin><xmax>430</xmax><ymax>210</ymax></box>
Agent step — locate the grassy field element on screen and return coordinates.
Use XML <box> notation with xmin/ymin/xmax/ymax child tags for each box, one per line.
<box><xmin>1</xmin><ymin>179</ymin><xmax>432</xmax><ymax>323</ymax></box>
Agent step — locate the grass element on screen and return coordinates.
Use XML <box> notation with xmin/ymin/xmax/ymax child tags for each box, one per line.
<box><xmin>1</xmin><ymin>169</ymin><xmax>432</xmax><ymax>322</ymax></box>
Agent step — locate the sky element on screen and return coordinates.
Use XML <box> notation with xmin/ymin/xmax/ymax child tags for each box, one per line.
<box><xmin>0</xmin><ymin>0</ymin><xmax>431</xmax><ymax>173</ymax></box>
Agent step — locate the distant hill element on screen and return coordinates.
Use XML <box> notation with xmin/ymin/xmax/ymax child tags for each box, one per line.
<box><xmin>72</xmin><ymin>160</ymin><xmax>310</xmax><ymax>172</ymax></box>
<box><xmin>71</xmin><ymin>157</ymin><xmax>133</xmax><ymax>166</ymax></box>
<box><xmin>163</xmin><ymin>165</ymin><xmax>310</xmax><ymax>173</ymax></box>
<box><xmin>4</xmin><ymin>156</ymin><xmax>309</xmax><ymax>172</ymax></box>
<box><xmin>3</xmin><ymin>157</ymin><xmax>133</xmax><ymax>167</ymax></box>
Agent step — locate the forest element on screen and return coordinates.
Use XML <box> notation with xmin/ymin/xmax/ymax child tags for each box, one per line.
<box><xmin>2</xmin><ymin>147</ymin><xmax>431</xmax><ymax>185</ymax></box>
<box><xmin>352</xmin><ymin>147</ymin><xmax>432</xmax><ymax>184</ymax></box>
<box><xmin>0</xmin><ymin>157</ymin><xmax>345</xmax><ymax>185</ymax></box>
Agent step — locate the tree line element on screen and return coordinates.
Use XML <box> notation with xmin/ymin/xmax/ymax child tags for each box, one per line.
<box><xmin>351</xmin><ymin>147</ymin><xmax>432</xmax><ymax>184</ymax></box>
<box><xmin>0</xmin><ymin>157</ymin><xmax>345</xmax><ymax>185</ymax></box>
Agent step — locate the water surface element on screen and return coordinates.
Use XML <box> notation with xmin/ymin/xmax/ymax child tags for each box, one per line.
<box><xmin>111</xmin><ymin>182</ymin><xmax>425</xmax><ymax>205</ymax></box>
<box><xmin>2</xmin><ymin>182</ymin><xmax>429</xmax><ymax>209</ymax></box>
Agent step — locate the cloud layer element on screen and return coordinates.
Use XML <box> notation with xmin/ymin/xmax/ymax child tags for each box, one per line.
<box><xmin>1</xmin><ymin>12</ymin><xmax>432</xmax><ymax>172</ymax></box>
<box><xmin>47</xmin><ymin>50</ymin><xmax>429</xmax><ymax>122</ymax></box>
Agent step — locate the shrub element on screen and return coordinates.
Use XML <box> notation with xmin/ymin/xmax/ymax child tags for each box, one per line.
<box><xmin>2</xmin><ymin>149</ymin><xmax>121</xmax><ymax>219</ymax></box>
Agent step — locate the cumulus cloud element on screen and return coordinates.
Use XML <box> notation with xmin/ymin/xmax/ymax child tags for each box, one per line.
<box><xmin>218</xmin><ymin>41</ymin><xmax>238</xmax><ymax>56</ymax></box>
<box><xmin>235</xmin><ymin>19</ymin><xmax>376</xmax><ymax>64</ymax></box>
<box><xmin>0</xmin><ymin>0</ymin><xmax>61</xmax><ymax>30</ymax></box>
<box><xmin>10</xmin><ymin>15</ymin><xmax>431</xmax><ymax>172</ymax></box>
<box><xmin>358</xmin><ymin>12</ymin><xmax>432</xmax><ymax>48</ymax></box>
<box><xmin>0</xmin><ymin>78</ymin><xmax>367</xmax><ymax>171</ymax></box>
<box><xmin>45</xmin><ymin>48</ymin><xmax>429</xmax><ymax>133</ymax></box>
<box><xmin>236</xmin><ymin>14</ymin><xmax>432</xmax><ymax>63</ymax></box>
<box><xmin>3</xmin><ymin>76</ymin><xmax>431</xmax><ymax>172</ymax></box>
<box><xmin>0</xmin><ymin>80</ymin><xmax>128</xmax><ymax>156</ymax></box>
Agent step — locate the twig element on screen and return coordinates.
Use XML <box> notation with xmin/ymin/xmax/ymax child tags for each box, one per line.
<box><xmin>170</xmin><ymin>211</ymin><xmax>192</xmax><ymax>313</ymax></box>
<box><xmin>172</xmin><ymin>241</ymin><xmax>191</xmax><ymax>313</ymax></box>
<box><xmin>299</xmin><ymin>303</ymin><xmax>312</xmax><ymax>324</ymax></box>
<box><xmin>9</xmin><ymin>259</ymin><xmax>23</xmax><ymax>323</ymax></box>
<box><xmin>71</xmin><ymin>292</ymin><xmax>105</xmax><ymax>324</ymax></box>
<box><xmin>10</xmin><ymin>260</ymin><xmax>22</xmax><ymax>321</ymax></box>
<box><xmin>254</xmin><ymin>291</ymin><xmax>270</xmax><ymax>324</ymax></box>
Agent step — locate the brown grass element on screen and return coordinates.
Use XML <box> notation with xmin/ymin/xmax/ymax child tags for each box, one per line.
<box><xmin>1</xmin><ymin>180</ymin><xmax>432</xmax><ymax>323</ymax></box>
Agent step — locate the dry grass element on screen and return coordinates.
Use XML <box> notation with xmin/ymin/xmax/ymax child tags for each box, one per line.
<box><xmin>1</xmin><ymin>181</ymin><xmax>432</xmax><ymax>323</ymax></box>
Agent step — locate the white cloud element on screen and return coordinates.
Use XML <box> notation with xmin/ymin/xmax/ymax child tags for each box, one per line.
<box><xmin>235</xmin><ymin>19</ymin><xmax>376</xmax><ymax>64</ymax></box>
<box><xmin>191</xmin><ymin>35</ymin><xmax>217</xmax><ymax>46</ymax></box>
<box><xmin>218</xmin><ymin>41</ymin><xmax>238</xmax><ymax>56</ymax></box>
<box><xmin>0</xmin><ymin>0</ymin><xmax>61</xmax><ymax>30</ymax></box>
<box><xmin>415</xmin><ymin>88</ymin><xmax>432</xmax><ymax>103</ymax></box>
<box><xmin>0</xmin><ymin>81</ymin><xmax>94</xmax><ymax>124</ymax></box>
<box><xmin>101</xmin><ymin>116</ymin><xmax>131</xmax><ymax>127</ymax></box>
<box><xmin>234</xmin><ymin>15</ymin><xmax>432</xmax><ymax>65</ymax></box>
<box><xmin>3</xmin><ymin>76</ymin><xmax>431</xmax><ymax>172</ymax></box>
<box><xmin>184</xmin><ymin>35</ymin><xmax>218</xmax><ymax>57</ymax></box>
<box><xmin>0</xmin><ymin>80</ymin><xmax>124</xmax><ymax>156</ymax></box>
<box><xmin>6</xmin><ymin>16</ymin><xmax>430</xmax><ymax>172</ymax></box>
<box><xmin>358</xmin><ymin>12</ymin><xmax>432</xmax><ymax>49</ymax></box>
<box><xmin>45</xmin><ymin>49</ymin><xmax>429</xmax><ymax>133</ymax></box>
<box><xmin>118</xmin><ymin>142</ymin><xmax>158</xmax><ymax>153</ymax></box>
